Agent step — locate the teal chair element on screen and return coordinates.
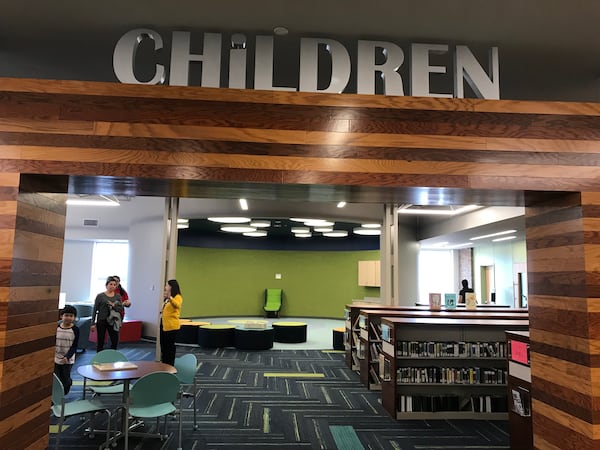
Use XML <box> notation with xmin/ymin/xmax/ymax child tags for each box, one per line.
<box><xmin>124</xmin><ymin>372</ymin><xmax>182</xmax><ymax>450</ymax></box>
<box><xmin>51</xmin><ymin>374</ymin><xmax>112</xmax><ymax>450</ymax></box>
<box><xmin>83</xmin><ymin>349</ymin><xmax>129</xmax><ymax>399</ymax></box>
<box><xmin>264</xmin><ymin>288</ymin><xmax>283</xmax><ymax>318</ymax></box>
<box><xmin>174</xmin><ymin>354</ymin><xmax>199</xmax><ymax>430</ymax></box>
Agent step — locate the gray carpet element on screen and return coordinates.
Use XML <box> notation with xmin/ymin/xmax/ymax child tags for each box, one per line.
<box><xmin>49</xmin><ymin>342</ymin><xmax>510</xmax><ymax>449</ymax></box>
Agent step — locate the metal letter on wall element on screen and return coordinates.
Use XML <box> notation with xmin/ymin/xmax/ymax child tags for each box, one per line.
<box><xmin>410</xmin><ymin>43</ymin><xmax>452</xmax><ymax>98</ymax></box>
<box><xmin>454</xmin><ymin>46</ymin><xmax>499</xmax><ymax>99</ymax></box>
<box><xmin>113</xmin><ymin>28</ymin><xmax>165</xmax><ymax>85</ymax></box>
<box><xmin>170</xmin><ymin>32</ymin><xmax>222</xmax><ymax>87</ymax></box>
<box><xmin>299</xmin><ymin>38</ymin><xmax>351</xmax><ymax>93</ymax></box>
<box><xmin>380</xmin><ymin>204</ymin><xmax>399</xmax><ymax>305</ymax></box>
<box><xmin>356</xmin><ymin>40</ymin><xmax>405</xmax><ymax>96</ymax></box>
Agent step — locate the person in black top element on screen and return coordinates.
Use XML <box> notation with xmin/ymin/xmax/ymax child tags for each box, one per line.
<box><xmin>458</xmin><ymin>279</ymin><xmax>474</xmax><ymax>304</ymax></box>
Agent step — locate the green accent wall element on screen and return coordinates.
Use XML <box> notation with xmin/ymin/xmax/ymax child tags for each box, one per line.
<box><xmin>176</xmin><ymin>247</ymin><xmax>380</xmax><ymax>318</ymax></box>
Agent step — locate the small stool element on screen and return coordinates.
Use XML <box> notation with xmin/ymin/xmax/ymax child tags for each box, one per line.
<box><xmin>332</xmin><ymin>327</ymin><xmax>345</xmax><ymax>350</ymax></box>
<box><xmin>198</xmin><ymin>324</ymin><xmax>235</xmax><ymax>348</ymax></box>
<box><xmin>234</xmin><ymin>327</ymin><xmax>274</xmax><ymax>350</ymax></box>
<box><xmin>177</xmin><ymin>321</ymin><xmax>210</xmax><ymax>344</ymax></box>
<box><xmin>272</xmin><ymin>321</ymin><xmax>307</xmax><ymax>343</ymax></box>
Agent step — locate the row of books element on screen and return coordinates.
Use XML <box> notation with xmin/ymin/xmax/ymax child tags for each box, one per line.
<box><xmin>397</xmin><ymin>366</ymin><xmax>507</xmax><ymax>385</ymax></box>
<box><xmin>396</xmin><ymin>341</ymin><xmax>506</xmax><ymax>358</ymax></box>
<box><xmin>398</xmin><ymin>394</ymin><xmax>508</xmax><ymax>413</ymax></box>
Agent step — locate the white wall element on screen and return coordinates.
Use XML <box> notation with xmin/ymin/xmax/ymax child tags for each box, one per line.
<box><xmin>473</xmin><ymin>240</ymin><xmax>526</xmax><ymax>306</ymax></box>
<box><xmin>60</xmin><ymin>240</ymin><xmax>94</xmax><ymax>301</ymax></box>
<box><xmin>397</xmin><ymin>221</ymin><xmax>419</xmax><ymax>305</ymax></box>
<box><xmin>127</xmin><ymin>214</ymin><xmax>166</xmax><ymax>338</ymax></box>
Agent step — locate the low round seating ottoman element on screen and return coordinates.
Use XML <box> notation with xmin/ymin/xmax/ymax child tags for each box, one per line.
<box><xmin>332</xmin><ymin>327</ymin><xmax>345</xmax><ymax>350</ymax></box>
<box><xmin>177</xmin><ymin>321</ymin><xmax>210</xmax><ymax>344</ymax></box>
<box><xmin>272</xmin><ymin>321</ymin><xmax>307</xmax><ymax>343</ymax></box>
<box><xmin>234</xmin><ymin>327</ymin><xmax>274</xmax><ymax>350</ymax></box>
<box><xmin>198</xmin><ymin>324</ymin><xmax>235</xmax><ymax>348</ymax></box>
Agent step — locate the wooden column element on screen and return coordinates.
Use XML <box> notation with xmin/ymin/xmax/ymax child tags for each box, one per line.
<box><xmin>0</xmin><ymin>174</ymin><xmax>67</xmax><ymax>449</ymax></box>
<box><xmin>526</xmin><ymin>192</ymin><xmax>600</xmax><ymax>450</ymax></box>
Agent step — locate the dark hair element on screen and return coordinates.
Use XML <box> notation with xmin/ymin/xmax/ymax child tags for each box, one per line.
<box><xmin>168</xmin><ymin>279</ymin><xmax>182</xmax><ymax>297</ymax></box>
<box><xmin>461</xmin><ymin>279</ymin><xmax>469</xmax><ymax>288</ymax></box>
<box><xmin>113</xmin><ymin>275</ymin><xmax>121</xmax><ymax>282</ymax></box>
<box><xmin>105</xmin><ymin>276</ymin><xmax>118</xmax><ymax>286</ymax></box>
<box><xmin>61</xmin><ymin>305</ymin><xmax>77</xmax><ymax>317</ymax></box>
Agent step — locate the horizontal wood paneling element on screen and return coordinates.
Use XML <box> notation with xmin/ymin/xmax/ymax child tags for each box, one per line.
<box><xmin>2</xmin><ymin>78</ymin><xmax>600</xmax><ymax>449</ymax></box>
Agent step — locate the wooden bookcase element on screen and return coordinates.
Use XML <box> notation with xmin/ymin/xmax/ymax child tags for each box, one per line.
<box><xmin>358</xmin><ymin>309</ymin><xmax>529</xmax><ymax>391</ymax></box>
<box><xmin>380</xmin><ymin>316</ymin><xmax>529</xmax><ymax>420</ymax></box>
<box><xmin>506</xmin><ymin>330</ymin><xmax>532</xmax><ymax>449</ymax></box>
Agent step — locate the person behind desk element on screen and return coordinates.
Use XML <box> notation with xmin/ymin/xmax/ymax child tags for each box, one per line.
<box><xmin>458</xmin><ymin>279</ymin><xmax>475</xmax><ymax>304</ymax></box>
<box><xmin>160</xmin><ymin>279</ymin><xmax>183</xmax><ymax>366</ymax></box>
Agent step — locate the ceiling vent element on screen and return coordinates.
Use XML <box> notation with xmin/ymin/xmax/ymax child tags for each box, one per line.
<box><xmin>83</xmin><ymin>219</ymin><xmax>99</xmax><ymax>227</ymax></box>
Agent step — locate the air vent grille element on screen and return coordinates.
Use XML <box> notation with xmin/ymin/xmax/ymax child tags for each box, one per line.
<box><xmin>83</xmin><ymin>219</ymin><xmax>99</xmax><ymax>227</ymax></box>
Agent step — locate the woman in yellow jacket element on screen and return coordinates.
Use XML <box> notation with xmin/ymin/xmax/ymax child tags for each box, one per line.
<box><xmin>160</xmin><ymin>279</ymin><xmax>183</xmax><ymax>365</ymax></box>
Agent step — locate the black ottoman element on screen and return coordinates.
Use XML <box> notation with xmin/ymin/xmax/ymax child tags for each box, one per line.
<box><xmin>198</xmin><ymin>324</ymin><xmax>235</xmax><ymax>348</ymax></box>
<box><xmin>177</xmin><ymin>321</ymin><xmax>210</xmax><ymax>344</ymax></box>
<box><xmin>272</xmin><ymin>322</ymin><xmax>307</xmax><ymax>343</ymax></box>
<box><xmin>332</xmin><ymin>327</ymin><xmax>345</xmax><ymax>350</ymax></box>
<box><xmin>234</xmin><ymin>328</ymin><xmax>274</xmax><ymax>350</ymax></box>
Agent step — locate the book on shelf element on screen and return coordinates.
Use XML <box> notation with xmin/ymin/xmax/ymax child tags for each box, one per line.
<box><xmin>369</xmin><ymin>322</ymin><xmax>382</xmax><ymax>340</ymax></box>
<box><xmin>465</xmin><ymin>292</ymin><xmax>477</xmax><ymax>310</ymax></box>
<box><xmin>429</xmin><ymin>292</ymin><xmax>442</xmax><ymax>310</ymax></box>
<box><xmin>444</xmin><ymin>293</ymin><xmax>457</xmax><ymax>309</ymax></box>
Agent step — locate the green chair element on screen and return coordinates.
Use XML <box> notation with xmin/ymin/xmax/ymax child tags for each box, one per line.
<box><xmin>264</xmin><ymin>288</ymin><xmax>283</xmax><ymax>318</ymax></box>
<box><xmin>83</xmin><ymin>349</ymin><xmax>128</xmax><ymax>399</ymax></box>
<box><xmin>174</xmin><ymin>354</ymin><xmax>199</xmax><ymax>430</ymax></box>
<box><xmin>51</xmin><ymin>374</ymin><xmax>112</xmax><ymax>450</ymax></box>
<box><xmin>124</xmin><ymin>372</ymin><xmax>182</xmax><ymax>450</ymax></box>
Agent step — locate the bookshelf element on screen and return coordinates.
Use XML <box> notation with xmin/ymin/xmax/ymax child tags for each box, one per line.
<box><xmin>380</xmin><ymin>316</ymin><xmax>529</xmax><ymax>420</ymax></box>
<box><xmin>506</xmin><ymin>330</ymin><xmax>532</xmax><ymax>449</ymax></box>
<box><xmin>358</xmin><ymin>309</ymin><xmax>529</xmax><ymax>391</ymax></box>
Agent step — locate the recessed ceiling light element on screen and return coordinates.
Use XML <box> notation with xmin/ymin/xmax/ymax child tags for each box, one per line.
<box><xmin>314</xmin><ymin>227</ymin><xmax>333</xmax><ymax>233</ymax></box>
<box><xmin>208</xmin><ymin>217</ymin><xmax>251</xmax><ymax>223</ymax></box>
<box><xmin>177</xmin><ymin>218</ymin><xmax>189</xmax><ymax>224</ymax></box>
<box><xmin>323</xmin><ymin>230</ymin><xmax>348</xmax><ymax>237</ymax></box>
<box><xmin>239</xmin><ymin>199</ymin><xmax>248</xmax><ymax>210</ymax></box>
<box><xmin>398</xmin><ymin>204</ymin><xmax>480</xmax><ymax>216</ymax></box>
<box><xmin>353</xmin><ymin>227</ymin><xmax>381</xmax><ymax>236</ymax></box>
<box><xmin>220</xmin><ymin>225</ymin><xmax>256</xmax><ymax>233</ymax></box>
<box><xmin>337</xmin><ymin>201</ymin><xmax>346</xmax><ymax>208</ymax></box>
<box><xmin>361</xmin><ymin>223</ymin><xmax>381</xmax><ymax>228</ymax></box>
<box><xmin>295</xmin><ymin>233</ymin><xmax>312</xmax><ymax>238</ymax></box>
<box><xmin>290</xmin><ymin>217</ymin><xmax>315</xmax><ymax>222</ymax></box>
<box><xmin>250</xmin><ymin>220</ymin><xmax>270</xmax><ymax>228</ymax></box>
<box><xmin>304</xmin><ymin>220</ymin><xmax>334</xmax><ymax>227</ymax></box>
<box><xmin>66</xmin><ymin>196</ymin><xmax>120</xmax><ymax>207</ymax></box>
<box><xmin>273</xmin><ymin>26</ymin><xmax>288</xmax><ymax>36</ymax></box>
<box><xmin>470</xmin><ymin>230</ymin><xmax>516</xmax><ymax>241</ymax></box>
<box><xmin>291</xmin><ymin>227</ymin><xmax>310</xmax><ymax>234</ymax></box>
<box><xmin>177</xmin><ymin>223</ymin><xmax>189</xmax><ymax>229</ymax></box>
<box><xmin>244</xmin><ymin>231</ymin><xmax>267</xmax><ymax>237</ymax></box>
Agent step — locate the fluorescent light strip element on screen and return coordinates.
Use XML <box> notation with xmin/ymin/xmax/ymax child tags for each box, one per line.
<box><xmin>66</xmin><ymin>198</ymin><xmax>119</xmax><ymax>206</ymax></box>
<box><xmin>492</xmin><ymin>236</ymin><xmax>517</xmax><ymax>242</ymax></box>
<box><xmin>239</xmin><ymin>199</ymin><xmax>248</xmax><ymax>210</ymax></box>
<box><xmin>208</xmin><ymin>217</ymin><xmax>250</xmax><ymax>223</ymax></box>
<box><xmin>470</xmin><ymin>229</ymin><xmax>517</xmax><ymax>241</ymax></box>
<box><xmin>353</xmin><ymin>227</ymin><xmax>381</xmax><ymax>236</ymax></box>
<box><xmin>398</xmin><ymin>204</ymin><xmax>480</xmax><ymax>216</ymax></box>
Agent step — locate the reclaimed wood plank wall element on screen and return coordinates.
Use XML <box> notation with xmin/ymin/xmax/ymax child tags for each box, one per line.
<box><xmin>0</xmin><ymin>77</ymin><xmax>598</xmax><ymax>448</ymax></box>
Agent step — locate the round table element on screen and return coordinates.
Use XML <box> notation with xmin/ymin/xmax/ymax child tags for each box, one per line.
<box><xmin>272</xmin><ymin>321</ymin><xmax>307</xmax><ymax>343</ymax></box>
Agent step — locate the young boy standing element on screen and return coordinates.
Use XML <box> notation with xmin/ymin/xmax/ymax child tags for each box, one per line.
<box><xmin>54</xmin><ymin>305</ymin><xmax>80</xmax><ymax>394</ymax></box>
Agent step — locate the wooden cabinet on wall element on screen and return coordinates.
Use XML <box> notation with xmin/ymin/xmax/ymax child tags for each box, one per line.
<box><xmin>358</xmin><ymin>260</ymin><xmax>380</xmax><ymax>286</ymax></box>
<box><xmin>380</xmin><ymin>316</ymin><xmax>528</xmax><ymax>420</ymax></box>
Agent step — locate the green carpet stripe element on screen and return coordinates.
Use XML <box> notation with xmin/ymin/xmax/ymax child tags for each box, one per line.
<box><xmin>263</xmin><ymin>372</ymin><xmax>325</xmax><ymax>378</ymax></box>
<box><xmin>330</xmin><ymin>425</ymin><xmax>364</xmax><ymax>450</ymax></box>
<box><xmin>49</xmin><ymin>425</ymin><xmax>69</xmax><ymax>433</ymax></box>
